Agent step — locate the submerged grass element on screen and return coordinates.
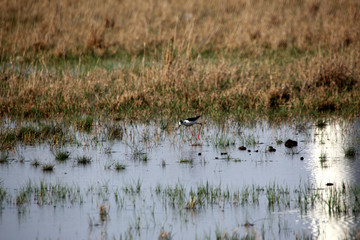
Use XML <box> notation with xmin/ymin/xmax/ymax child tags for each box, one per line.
<box><xmin>1</xmin><ymin>0</ymin><xmax>360</xmax><ymax>121</ymax></box>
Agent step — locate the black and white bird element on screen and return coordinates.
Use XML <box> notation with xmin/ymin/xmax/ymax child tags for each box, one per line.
<box><xmin>178</xmin><ymin>115</ymin><xmax>202</xmax><ymax>141</ymax></box>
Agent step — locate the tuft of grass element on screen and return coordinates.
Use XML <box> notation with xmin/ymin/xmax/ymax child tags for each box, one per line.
<box><xmin>42</xmin><ymin>163</ymin><xmax>55</xmax><ymax>172</ymax></box>
<box><xmin>99</xmin><ymin>202</ymin><xmax>108</xmax><ymax>222</ymax></box>
<box><xmin>75</xmin><ymin>116</ymin><xmax>93</xmax><ymax>132</ymax></box>
<box><xmin>107</xmin><ymin>124</ymin><xmax>124</xmax><ymax>140</ymax></box>
<box><xmin>161</xmin><ymin>160</ymin><xmax>166</xmax><ymax>168</ymax></box>
<box><xmin>0</xmin><ymin>131</ymin><xmax>16</xmax><ymax>150</ymax></box>
<box><xmin>130</xmin><ymin>146</ymin><xmax>148</xmax><ymax>162</ymax></box>
<box><xmin>213</xmin><ymin>134</ymin><xmax>236</xmax><ymax>148</ymax></box>
<box><xmin>17</xmin><ymin>126</ymin><xmax>40</xmax><ymax>143</ymax></box>
<box><xmin>31</xmin><ymin>159</ymin><xmax>41</xmax><ymax>167</ymax></box>
<box><xmin>55</xmin><ymin>151</ymin><xmax>70</xmax><ymax>161</ymax></box>
<box><xmin>0</xmin><ymin>153</ymin><xmax>10</xmax><ymax>164</ymax></box>
<box><xmin>315</xmin><ymin>119</ymin><xmax>327</xmax><ymax>128</ymax></box>
<box><xmin>0</xmin><ymin>123</ymin><xmax>67</xmax><ymax>150</ymax></box>
<box><xmin>0</xmin><ymin>184</ymin><xmax>7</xmax><ymax>204</ymax></box>
<box><xmin>114</xmin><ymin>162</ymin><xmax>126</xmax><ymax>171</ymax></box>
<box><xmin>158</xmin><ymin>230</ymin><xmax>172</xmax><ymax>240</ymax></box>
<box><xmin>319</xmin><ymin>153</ymin><xmax>327</xmax><ymax>162</ymax></box>
<box><xmin>76</xmin><ymin>156</ymin><xmax>92</xmax><ymax>165</ymax></box>
<box><xmin>345</xmin><ymin>147</ymin><xmax>356</xmax><ymax>158</ymax></box>
<box><xmin>179</xmin><ymin>158</ymin><xmax>193</xmax><ymax>164</ymax></box>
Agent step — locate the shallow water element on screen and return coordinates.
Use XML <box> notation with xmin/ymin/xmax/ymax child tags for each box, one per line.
<box><xmin>1</xmin><ymin>118</ymin><xmax>360</xmax><ymax>239</ymax></box>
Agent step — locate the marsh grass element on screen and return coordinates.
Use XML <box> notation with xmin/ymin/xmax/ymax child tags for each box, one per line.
<box><xmin>319</xmin><ymin>153</ymin><xmax>327</xmax><ymax>162</ymax></box>
<box><xmin>107</xmin><ymin>123</ymin><xmax>124</xmax><ymax>140</ymax></box>
<box><xmin>76</xmin><ymin>156</ymin><xmax>92</xmax><ymax>165</ymax></box>
<box><xmin>0</xmin><ymin>182</ymin><xmax>7</xmax><ymax>205</ymax></box>
<box><xmin>6</xmin><ymin>179</ymin><xmax>360</xmax><ymax>224</ymax></box>
<box><xmin>130</xmin><ymin>145</ymin><xmax>148</xmax><ymax>162</ymax></box>
<box><xmin>179</xmin><ymin>158</ymin><xmax>193</xmax><ymax>164</ymax></box>
<box><xmin>99</xmin><ymin>202</ymin><xmax>109</xmax><ymax>222</ymax></box>
<box><xmin>16</xmin><ymin>181</ymin><xmax>82</xmax><ymax>206</ymax></box>
<box><xmin>344</xmin><ymin>147</ymin><xmax>356</xmax><ymax>158</ymax></box>
<box><xmin>0</xmin><ymin>152</ymin><xmax>10</xmax><ymax>164</ymax></box>
<box><xmin>1</xmin><ymin>0</ymin><xmax>360</xmax><ymax>121</ymax></box>
<box><xmin>75</xmin><ymin>116</ymin><xmax>93</xmax><ymax>132</ymax></box>
<box><xmin>31</xmin><ymin>159</ymin><xmax>40</xmax><ymax>167</ymax></box>
<box><xmin>158</xmin><ymin>230</ymin><xmax>172</xmax><ymax>240</ymax></box>
<box><xmin>122</xmin><ymin>179</ymin><xmax>142</xmax><ymax>195</ymax></box>
<box><xmin>55</xmin><ymin>151</ymin><xmax>70</xmax><ymax>161</ymax></box>
<box><xmin>114</xmin><ymin>162</ymin><xmax>126</xmax><ymax>171</ymax></box>
<box><xmin>212</xmin><ymin>134</ymin><xmax>236</xmax><ymax>148</ymax></box>
<box><xmin>0</xmin><ymin>123</ymin><xmax>67</xmax><ymax>150</ymax></box>
<box><xmin>42</xmin><ymin>163</ymin><xmax>55</xmax><ymax>172</ymax></box>
<box><xmin>315</xmin><ymin>120</ymin><xmax>327</xmax><ymax>129</ymax></box>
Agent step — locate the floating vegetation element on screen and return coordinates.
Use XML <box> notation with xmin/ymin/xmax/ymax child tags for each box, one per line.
<box><xmin>76</xmin><ymin>156</ymin><xmax>91</xmax><ymax>165</ymax></box>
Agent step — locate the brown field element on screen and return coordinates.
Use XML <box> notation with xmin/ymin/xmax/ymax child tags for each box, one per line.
<box><xmin>0</xmin><ymin>0</ymin><xmax>360</xmax><ymax>121</ymax></box>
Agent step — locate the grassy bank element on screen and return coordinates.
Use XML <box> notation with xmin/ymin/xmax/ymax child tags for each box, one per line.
<box><xmin>1</xmin><ymin>0</ymin><xmax>359</xmax><ymax>121</ymax></box>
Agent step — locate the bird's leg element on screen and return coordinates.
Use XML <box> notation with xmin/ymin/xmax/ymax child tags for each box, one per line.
<box><xmin>190</xmin><ymin>127</ymin><xmax>194</xmax><ymax>142</ymax></box>
<box><xmin>197</xmin><ymin>123</ymin><xmax>203</xmax><ymax>140</ymax></box>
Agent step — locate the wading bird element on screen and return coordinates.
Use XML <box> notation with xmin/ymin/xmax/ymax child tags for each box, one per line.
<box><xmin>178</xmin><ymin>115</ymin><xmax>203</xmax><ymax>142</ymax></box>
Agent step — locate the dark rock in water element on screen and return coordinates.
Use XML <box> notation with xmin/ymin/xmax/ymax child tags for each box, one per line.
<box><xmin>247</xmin><ymin>150</ymin><xmax>251</xmax><ymax>152</ymax></box>
<box><xmin>254</xmin><ymin>150</ymin><xmax>259</xmax><ymax>152</ymax></box>
<box><xmin>268</xmin><ymin>146</ymin><xmax>276</xmax><ymax>152</ymax></box>
<box><xmin>221</xmin><ymin>152</ymin><xmax>227</xmax><ymax>155</ymax></box>
<box><xmin>198</xmin><ymin>153</ymin><xmax>202</xmax><ymax>156</ymax></box>
<box><xmin>238</xmin><ymin>146</ymin><xmax>247</xmax><ymax>150</ymax></box>
<box><xmin>285</xmin><ymin>139</ymin><xmax>298</xmax><ymax>148</ymax></box>
<box><xmin>326</xmin><ymin>183</ymin><xmax>334</xmax><ymax>186</ymax></box>
<box><xmin>215</xmin><ymin>157</ymin><xmax>219</xmax><ymax>159</ymax></box>
<box><xmin>300</xmin><ymin>157</ymin><xmax>304</xmax><ymax>160</ymax></box>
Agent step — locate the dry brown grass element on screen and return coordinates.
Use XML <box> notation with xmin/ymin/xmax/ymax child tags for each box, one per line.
<box><xmin>0</xmin><ymin>0</ymin><xmax>360</xmax><ymax>121</ymax></box>
<box><xmin>1</xmin><ymin>0</ymin><xmax>359</xmax><ymax>57</ymax></box>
